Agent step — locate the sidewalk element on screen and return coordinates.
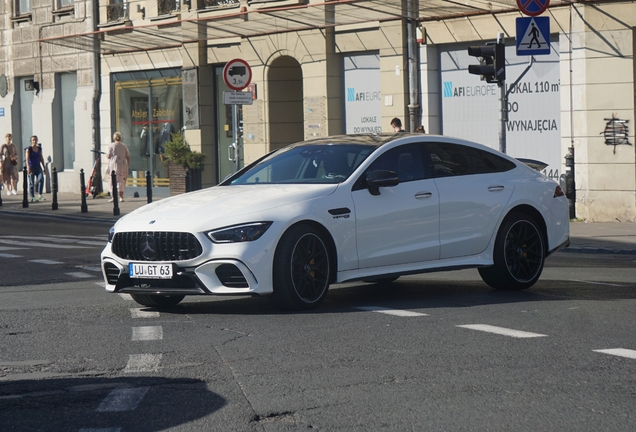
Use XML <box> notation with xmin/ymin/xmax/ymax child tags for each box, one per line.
<box><xmin>1</xmin><ymin>189</ymin><xmax>636</xmax><ymax>254</ymax></box>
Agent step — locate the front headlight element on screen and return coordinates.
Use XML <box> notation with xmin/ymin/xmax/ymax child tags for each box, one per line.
<box><xmin>108</xmin><ymin>226</ymin><xmax>115</xmax><ymax>243</ymax></box>
<box><xmin>206</xmin><ymin>222</ymin><xmax>273</xmax><ymax>243</ymax></box>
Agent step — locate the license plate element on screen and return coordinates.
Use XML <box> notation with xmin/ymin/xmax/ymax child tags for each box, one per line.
<box><xmin>129</xmin><ymin>263</ymin><xmax>173</xmax><ymax>279</ymax></box>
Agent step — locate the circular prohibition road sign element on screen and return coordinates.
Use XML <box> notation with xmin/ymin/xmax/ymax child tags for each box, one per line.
<box><xmin>517</xmin><ymin>0</ymin><xmax>549</xmax><ymax>17</ymax></box>
<box><xmin>223</xmin><ymin>59</ymin><xmax>252</xmax><ymax>91</ymax></box>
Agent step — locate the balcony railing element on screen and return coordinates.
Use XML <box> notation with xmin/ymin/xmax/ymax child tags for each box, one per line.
<box><xmin>107</xmin><ymin>2</ymin><xmax>128</xmax><ymax>22</ymax></box>
<box><xmin>203</xmin><ymin>0</ymin><xmax>240</xmax><ymax>7</ymax></box>
<box><xmin>158</xmin><ymin>0</ymin><xmax>180</xmax><ymax>15</ymax></box>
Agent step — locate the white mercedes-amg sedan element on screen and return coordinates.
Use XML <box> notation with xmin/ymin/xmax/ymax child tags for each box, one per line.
<box><xmin>101</xmin><ymin>134</ymin><xmax>570</xmax><ymax>310</ymax></box>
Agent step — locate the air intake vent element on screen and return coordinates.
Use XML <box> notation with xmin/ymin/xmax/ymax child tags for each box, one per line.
<box><xmin>112</xmin><ymin>232</ymin><xmax>203</xmax><ymax>262</ymax></box>
<box><xmin>103</xmin><ymin>262</ymin><xmax>121</xmax><ymax>285</ymax></box>
<box><xmin>216</xmin><ymin>264</ymin><xmax>249</xmax><ymax>288</ymax></box>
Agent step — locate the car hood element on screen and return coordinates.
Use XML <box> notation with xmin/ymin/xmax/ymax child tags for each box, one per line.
<box><xmin>116</xmin><ymin>184</ymin><xmax>339</xmax><ymax>231</ymax></box>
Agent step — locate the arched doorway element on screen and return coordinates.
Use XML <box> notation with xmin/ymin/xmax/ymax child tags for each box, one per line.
<box><xmin>268</xmin><ymin>56</ymin><xmax>304</xmax><ymax>151</ymax></box>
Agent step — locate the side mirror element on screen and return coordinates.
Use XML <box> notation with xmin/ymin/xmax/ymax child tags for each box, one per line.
<box><xmin>366</xmin><ymin>170</ymin><xmax>399</xmax><ymax>196</ymax></box>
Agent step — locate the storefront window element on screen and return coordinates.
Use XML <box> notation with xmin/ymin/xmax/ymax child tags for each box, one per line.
<box><xmin>113</xmin><ymin>69</ymin><xmax>182</xmax><ymax>187</ymax></box>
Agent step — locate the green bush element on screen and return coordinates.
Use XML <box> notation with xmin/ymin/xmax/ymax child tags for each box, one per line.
<box><xmin>163</xmin><ymin>132</ymin><xmax>205</xmax><ymax>170</ymax></box>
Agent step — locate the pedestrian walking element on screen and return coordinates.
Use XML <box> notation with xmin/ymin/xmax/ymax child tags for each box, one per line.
<box><xmin>106</xmin><ymin>131</ymin><xmax>130</xmax><ymax>203</ymax></box>
<box><xmin>26</xmin><ymin>136</ymin><xmax>46</xmax><ymax>202</ymax></box>
<box><xmin>415</xmin><ymin>125</ymin><xmax>426</xmax><ymax>133</ymax></box>
<box><xmin>1</xmin><ymin>133</ymin><xmax>19</xmax><ymax>195</ymax></box>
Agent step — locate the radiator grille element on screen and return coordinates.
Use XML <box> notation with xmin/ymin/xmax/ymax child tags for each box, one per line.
<box><xmin>112</xmin><ymin>232</ymin><xmax>203</xmax><ymax>261</ymax></box>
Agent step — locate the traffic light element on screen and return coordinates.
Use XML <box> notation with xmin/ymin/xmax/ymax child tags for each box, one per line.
<box><xmin>468</xmin><ymin>41</ymin><xmax>505</xmax><ymax>85</ymax></box>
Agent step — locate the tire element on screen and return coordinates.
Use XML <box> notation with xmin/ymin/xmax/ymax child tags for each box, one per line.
<box><xmin>272</xmin><ymin>224</ymin><xmax>331</xmax><ymax>310</ymax></box>
<box><xmin>130</xmin><ymin>294</ymin><xmax>185</xmax><ymax>308</ymax></box>
<box><xmin>479</xmin><ymin>212</ymin><xmax>546</xmax><ymax>291</ymax></box>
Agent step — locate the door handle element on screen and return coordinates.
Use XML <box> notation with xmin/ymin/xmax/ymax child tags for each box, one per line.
<box><xmin>415</xmin><ymin>192</ymin><xmax>432</xmax><ymax>199</ymax></box>
<box><xmin>488</xmin><ymin>185</ymin><xmax>505</xmax><ymax>192</ymax></box>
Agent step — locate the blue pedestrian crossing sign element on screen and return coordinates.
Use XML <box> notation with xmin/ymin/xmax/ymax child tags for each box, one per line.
<box><xmin>516</xmin><ymin>17</ymin><xmax>550</xmax><ymax>56</ymax></box>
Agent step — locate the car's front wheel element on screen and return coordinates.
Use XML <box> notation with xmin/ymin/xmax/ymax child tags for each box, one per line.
<box><xmin>272</xmin><ymin>224</ymin><xmax>331</xmax><ymax>310</ymax></box>
<box><xmin>479</xmin><ymin>212</ymin><xmax>546</xmax><ymax>290</ymax></box>
<box><xmin>130</xmin><ymin>294</ymin><xmax>185</xmax><ymax>308</ymax></box>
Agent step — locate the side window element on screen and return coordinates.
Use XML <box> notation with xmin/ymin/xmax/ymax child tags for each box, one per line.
<box><xmin>427</xmin><ymin>142</ymin><xmax>516</xmax><ymax>178</ymax></box>
<box><xmin>354</xmin><ymin>144</ymin><xmax>427</xmax><ymax>190</ymax></box>
<box><xmin>472</xmin><ymin>149</ymin><xmax>516</xmax><ymax>173</ymax></box>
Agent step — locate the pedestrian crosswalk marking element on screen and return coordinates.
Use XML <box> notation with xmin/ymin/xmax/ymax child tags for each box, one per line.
<box><xmin>65</xmin><ymin>272</ymin><xmax>95</xmax><ymax>279</ymax></box>
<box><xmin>130</xmin><ymin>308</ymin><xmax>160</xmax><ymax>318</ymax></box>
<box><xmin>132</xmin><ymin>326</ymin><xmax>163</xmax><ymax>341</ymax></box>
<box><xmin>356</xmin><ymin>306</ymin><xmax>428</xmax><ymax>317</ymax></box>
<box><xmin>124</xmin><ymin>354</ymin><xmax>162</xmax><ymax>373</ymax></box>
<box><xmin>0</xmin><ymin>253</ymin><xmax>22</xmax><ymax>258</ymax></box>
<box><xmin>457</xmin><ymin>324</ymin><xmax>547</xmax><ymax>338</ymax></box>
<box><xmin>593</xmin><ymin>348</ymin><xmax>636</xmax><ymax>359</ymax></box>
<box><xmin>0</xmin><ymin>239</ymin><xmax>90</xmax><ymax>249</ymax></box>
<box><xmin>29</xmin><ymin>259</ymin><xmax>64</xmax><ymax>265</ymax></box>
<box><xmin>96</xmin><ymin>387</ymin><xmax>150</xmax><ymax>412</ymax></box>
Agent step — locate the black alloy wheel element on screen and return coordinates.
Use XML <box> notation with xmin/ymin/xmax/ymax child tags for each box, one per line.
<box><xmin>479</xmin><ymin>212</ymin><xmax>546</xmax><ymax>290</ymax></box>
<box><xmin>273</xmin><ymin>224</ymin><xmax>331</xmax><ymax>310</ymax></box>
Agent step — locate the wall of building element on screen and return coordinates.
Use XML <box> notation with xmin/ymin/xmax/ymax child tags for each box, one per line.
<box><xmin>0</xmin><ymin>0</ymin><xmax>96</xmax><ymax>194</ymax></box>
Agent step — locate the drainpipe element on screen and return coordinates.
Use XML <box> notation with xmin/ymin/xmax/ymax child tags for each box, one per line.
<box><xmin>92</xmin><ymin>0</ymin><xmax>102</xmax><ymax>193</ymax></box>
<box><xmin>406</xmin><ymin>0</ymin><xmax>420</xmax><ymax>131</ymax></box>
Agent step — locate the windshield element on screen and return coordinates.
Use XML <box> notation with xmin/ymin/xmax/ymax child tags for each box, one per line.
<box><xmin>228</xmin><ymin>144</ymin><xmax>376</xmax><ymax>185</ymax></box>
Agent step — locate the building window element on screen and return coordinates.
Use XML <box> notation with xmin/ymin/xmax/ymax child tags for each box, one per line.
<box><xmin>204</xmin><ymin>0</ymin><xmax>239</xmax><ymax>8</ymax></box>
<box><xmin>16</xmin><ymin>0</ymin><xmax>32</xmax><ymax>15</ymax></box>
<box><xmin>59</xmin><ymin>0</ymin><xmax>74</xmax><ymax>7</ymax></box>
<box><xmin>113</xmin><ymin>69</ymin><xmax>183</xmax><ymax>184</ymax></box>
<box><xmin>157</xmin><ymin>0</ymin><xmax>180</xmax><ymax>15</ymax></box>
<box><xmin>107</xmin><ymin>0</ymin><xmax>128</xmax><ymax>22</ymax></box>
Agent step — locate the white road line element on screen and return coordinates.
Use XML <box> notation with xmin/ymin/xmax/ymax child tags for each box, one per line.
<box><xmin>593</xmin><ymin>348</ymin><xmax>636</xmax><ymax>359</ymax></box>
<box><xmin>570</xmin><ymin>279</ymin><xmax>625</xmax><ymax>287</ymax></box>
<box><xmin>457</xmin><ymin>324</ymin><xmax>547</xmax><ymax>338</ymax></box>
<box><xmin>29</xmin><ymin>259</ymin><xmax>64</xmax><ymax>265</ymax></box>
<box><xmin>0</xmin><ymin>239</ymin><xmax>89</xmax><ymax>249</ymax></box>
<box><xmin>0</xmin><ymin>246</ymin><xmax>27</xmax><ymax>252</ymax></box>
<box><xmin>65</xmin><ymin>272</ymin><xmax>95</xmax><ymax>279</ymax></box>
<box><xmin>130</xmin><ymin>308</ymin><xmax>160</xmax><ymax>318</ymax></box>
<box><xmin>132</xmin><ymin>326</ymin><xmax>163</xmax><ymax>341</ymax></box>
<box><xmin>0</xmin><ymin>253</ymin><xmax>22</xmax><ymax>258</ymax></box>
<box><xmin>356</xmin><ymin>306</ymin><xmax>428</xmax><ymax>317</ymax></box>
<box><xmin>124</xmin><ymin>354</ymin><xmax>162</xmax><ymax>373</ymax></box>
<box><xmin>95</xmin><ymin>387</ymin><xmax>150</xmax><ymax>412</ymax></box>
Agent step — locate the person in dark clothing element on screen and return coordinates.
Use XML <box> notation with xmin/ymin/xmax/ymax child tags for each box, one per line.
<box><xmin>390</xmin><ymin>118</ymin><xmax>405</xmax><ymax>133</ymax></box>
<box><xmin>25</xmin><ymin>135</ymin><xmax>46</xmax><ymax>202</ymax></box>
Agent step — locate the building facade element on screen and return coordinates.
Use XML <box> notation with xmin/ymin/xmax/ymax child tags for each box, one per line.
<box><xmin>1</xmin><ymin>0</ymin><xmax>634</xmax><ymax>222</ymax></box>
<box><xmin>0</xmin><ymin>0</ymin><xmax>97</xmax><ymax>194</ymax></box>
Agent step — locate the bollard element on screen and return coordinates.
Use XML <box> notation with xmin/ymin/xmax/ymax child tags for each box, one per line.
<box><xmin>185</xmin><ymin>170</ymin><xmax>191</xmax><ymax>193</ymax></box>
<box><xmin>80</xmin><ymin>169</ymin><xmax>88</xmax><ymax>213</ymax></box>
<box><xmin>22</xmin><ymin>166</ymin><xmax>28</xmax><ymax>208</ymax></box>
<box><xmin>0</xmin><ymin>179</ymin><xmax>2</xmax><ymax>207</ymax></box>
<box><xmin>111</xmin><ymin>170</ymin><xmax>120</xmax><ymax>216</ymax></box>
<box><xmin>146</xmin><ymin>170</ymin><xmax>152</xmax><ymax>203</ymax></box>
<box><xmin>52</xmin><ymin>167</ymin><xmax>58</xmax><ymax>210</ymax></box>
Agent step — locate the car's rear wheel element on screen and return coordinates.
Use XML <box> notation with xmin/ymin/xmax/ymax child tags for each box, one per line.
<box><xmin>272</xmin><ymin>224</ymin><xmax>330</xmax><ymax>310</ymax></box>
<box><xmin>479</xmin><ymin>212</ymin><xmax>545</xmax><ymax>290</ymax></box>
<box><xmin>130</xmin><ymin>294</ymin><xmax>185</xmax><ymax>308</ymax></box>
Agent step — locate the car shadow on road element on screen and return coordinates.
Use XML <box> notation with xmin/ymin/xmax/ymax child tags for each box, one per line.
<box><xmin>143</xmin><ymin>275</ymin><xmax>636</xmax><ymax>316</ymax></box>
<box><xmin>0</xmin><ymin>376</ymin><xmax>225</xmax><ymax>431</ymax></box>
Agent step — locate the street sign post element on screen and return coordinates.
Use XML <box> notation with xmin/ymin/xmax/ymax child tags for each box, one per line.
<box><xmin>516</xmin><ymin>17</ymin><xmax>550</xmax><ymax>56</ymax></box>
<box><xmin>223</xmin><ymin>59</ymin><xmax>252</xmax><ymax>91</ymax></box>
<box><xmin>223</xmin><ymin>59</ymin><xmax>253</xmax><ymax>173</ymax></box>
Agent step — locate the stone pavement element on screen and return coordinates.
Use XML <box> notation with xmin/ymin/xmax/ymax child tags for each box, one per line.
<box><xmin>1</xmin><ymin>189</ymin><xmax>635</xmax><ymax>255</ymax></box>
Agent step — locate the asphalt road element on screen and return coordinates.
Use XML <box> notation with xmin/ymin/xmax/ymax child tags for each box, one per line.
<box><xmin>1</xmin><ymin>216</ymin><xmax>635</xmax><ymax>431</ymax></box>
